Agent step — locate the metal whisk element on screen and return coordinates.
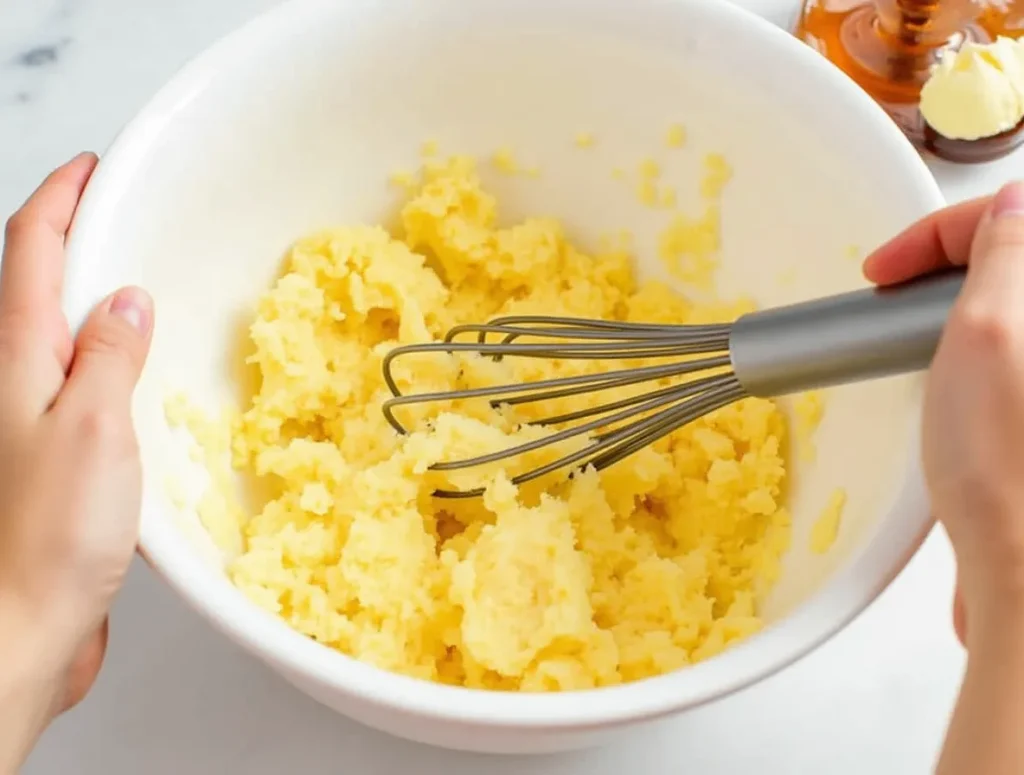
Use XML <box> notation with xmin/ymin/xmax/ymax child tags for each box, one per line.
<box><xmin>381</xmin><ymin>269</ymin><xmax>965</xmax><ymax>498</ymax></box>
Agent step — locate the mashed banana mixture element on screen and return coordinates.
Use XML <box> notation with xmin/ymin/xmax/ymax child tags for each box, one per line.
<box><xmin>167</xmin><ymin>154</ymin><xmax>793</xmax><ymax>691</ymax></box>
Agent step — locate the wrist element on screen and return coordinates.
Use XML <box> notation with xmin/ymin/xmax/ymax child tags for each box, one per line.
<box><xmin>0</xmin><ymin>595</ymin><xmax>64</xmax><ymax>775</ymax></box>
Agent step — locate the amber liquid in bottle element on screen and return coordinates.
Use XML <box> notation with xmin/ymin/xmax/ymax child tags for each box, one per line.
<box><xmin>795</xmin><ymin>0</ymin><xmax>1024</xmax><ymax>161</ymax></box>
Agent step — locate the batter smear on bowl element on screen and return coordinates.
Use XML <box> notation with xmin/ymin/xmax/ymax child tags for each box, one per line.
<box><xmin>165</xmin><ymin>153</ymin><xmax>800</xmax><ymax>691</ymax></box>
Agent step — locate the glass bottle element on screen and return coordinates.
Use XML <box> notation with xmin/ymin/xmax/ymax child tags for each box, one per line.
<box><xmin>795</xmin><ymin>0</ymin><xmax>1024</xmax><ymax>162</ymax></box>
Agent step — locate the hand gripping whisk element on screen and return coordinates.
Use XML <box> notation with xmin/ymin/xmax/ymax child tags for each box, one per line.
<box><xmin>381</xmin><ymin>270</ymin><xmax>965</xmax><ymax>498</ymax></box>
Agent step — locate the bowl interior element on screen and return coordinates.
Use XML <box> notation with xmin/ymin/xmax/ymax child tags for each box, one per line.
<box><xmin>64</xmin><ymin>0</ymin><xmax>941</xmax><ymax>725</ymax></box>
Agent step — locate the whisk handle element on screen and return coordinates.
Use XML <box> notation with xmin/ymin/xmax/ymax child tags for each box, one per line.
<box><xmin>729</xmin><ymin>269</ymin><xmax>965</xmax><ymax>398</ymax></box>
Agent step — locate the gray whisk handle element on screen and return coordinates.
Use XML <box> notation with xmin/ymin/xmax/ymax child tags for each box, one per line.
<box><xmin>729</xmin><ymin>269</ymin><xmax>966</xmax><ymax>398</ymax></box>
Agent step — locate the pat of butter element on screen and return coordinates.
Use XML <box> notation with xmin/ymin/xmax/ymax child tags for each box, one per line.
<box><xmin>920</xmin><ymin>38</ymin><xmax>1024</xmax><ymax>141</ymax></box>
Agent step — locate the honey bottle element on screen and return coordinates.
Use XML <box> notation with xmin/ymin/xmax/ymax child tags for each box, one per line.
<box><xmin>795</xmin><ymin>0</ymin><xmax>1024</xmax><ymax>162</ymax></box>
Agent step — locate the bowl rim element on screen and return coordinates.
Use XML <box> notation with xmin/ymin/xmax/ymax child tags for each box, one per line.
<box><xmin>65</xmin><ymin>0</ymin><xmax>945</xmax><ymax>730</ymax></box>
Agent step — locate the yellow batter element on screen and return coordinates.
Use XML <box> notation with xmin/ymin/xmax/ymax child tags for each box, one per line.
<box><xmin>166</xmin><ymin>153</ymin><xmax>794</xmax><ymax>691</ymax></box>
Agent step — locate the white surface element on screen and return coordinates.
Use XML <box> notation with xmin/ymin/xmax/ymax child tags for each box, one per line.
<box><xmin>0</xmin><ymin>0</ymin><xmax>1015</xmax><ymax>771</ymax></box>
<box><xmin>61</xmin><ymin>0</ymin><xmax>941</xmax><ymax>754</ymax></box>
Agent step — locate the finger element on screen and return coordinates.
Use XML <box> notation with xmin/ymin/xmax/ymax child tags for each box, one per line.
<box><xmin>1</xmin><ymin>152</ymin><xmax>98</xmax><ymax>335</ymax></box>
<box><xmin>55</xmin><ymin>286</ymin><xmax>153</xmax><ymax>419</ymax></box>
<box><xmin>0</xmin><ymin>153</ymin><xmax>98</xmax><ymax>417</ymax></box>
<box><xmin>954</xmin><ymin>182</ymin><xmax>1024</xmax><ymax>328</ymax></box>
<box><xmin>862</xmin><ymin>195</ymin><xmax>990</xmax><ymax>286</ymax></box>
<box><xmin>0</xmin><ymin>320</ymin><xmax>69</xmax><ymax>423</ymax></box>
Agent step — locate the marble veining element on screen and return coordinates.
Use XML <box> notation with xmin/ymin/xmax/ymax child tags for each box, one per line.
<box><xmin>12</xmin><ymin>39</ymin><xmax>70</xmax><ymax>68</ymax></box>
<box><xmin>0</xmin><ymin>0</ymin><xmax>76</xmax><ymax>106</ymax></box>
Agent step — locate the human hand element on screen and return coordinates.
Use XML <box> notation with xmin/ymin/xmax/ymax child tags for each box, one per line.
<box><xmin>864</xmin><ymin>183</ymin><xmax>1024</xmax><ymax>651</ymax></box>
<box><xmin>0</xmin><ymin>153</ymin><xmax>153</xmax><ymax>771</ymax></box>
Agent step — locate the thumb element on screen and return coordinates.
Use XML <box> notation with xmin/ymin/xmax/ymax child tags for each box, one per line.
<box><xmin>57</xmin><ymin>287</ymin><xmax>153</xmax><ymax>415</ymax></box>
<box><xmin>954</xmin><ymin>183</ymin><xmax>1024</xmax><ymax>335</ymax></box>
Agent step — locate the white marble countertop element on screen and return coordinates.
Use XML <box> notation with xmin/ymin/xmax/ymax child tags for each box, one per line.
<box><xmin>3</xmin><ymin>0</ymin><xmax>1019</xmax><ymax>772</ymax></box>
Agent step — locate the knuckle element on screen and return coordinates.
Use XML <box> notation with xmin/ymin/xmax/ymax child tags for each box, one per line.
<box><xmin>78</xmin><ymin>323</ymin><xmax>140</xmax><ymax>371</ymax></box>
<box><xmin>72</xmin><ymin>406</ymin><xmax>134</xmax><ymax>453</ymax></box>
<box><xmin>3</xmin><ymin>209</ymin><xmax>32</xmax><ymax>243</ymax></box>
<box><xmin>951</xmin><ymin>303</ymin><xmax>1020</xmax><ymax>354</ymax></box>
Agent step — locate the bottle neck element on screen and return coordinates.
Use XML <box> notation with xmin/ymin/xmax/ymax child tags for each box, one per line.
<box><xmin>875</xmin><ymin>0</ymin><xmax>978</xmax><ymax>47</ymax></box>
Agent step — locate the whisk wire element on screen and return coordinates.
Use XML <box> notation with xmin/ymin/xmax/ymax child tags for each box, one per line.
<box><xmin>381</xmin><ymin>315</ymin><xmax>749</xmax><ymax>498</ymax></box>
<box><xmin>445</xmin><ymin>315</ymin><xmax>732</xmax><ymax>344</ymax></box>
<box><xmin>381</xmin><ymin>355</ymin><xmax>732</xmax><ymax>434</ymax></box>
<box><xmin>428</xmin><ymin>370</ymin><xmax>735</xmax><ymax>473</ymax></box>
<box><xmin>588</xmin><ymin>378</ymin><xmax>747</xmax><ymax>470</ymax></box>
<box><xmin>428</xmin><ymin>372</ymin><xmax>746</xmax><ymax>499</ymax></box>
<box><xmin>511</xmin><ymin>362</ymin><xmax>731</xmax><ymax>425</ymax></box>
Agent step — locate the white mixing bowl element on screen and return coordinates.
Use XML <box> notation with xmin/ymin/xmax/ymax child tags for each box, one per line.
<box><xmin>63</xmin><ymin>0</ymin><xmax>944</xmax><ymax>754</ymax></box>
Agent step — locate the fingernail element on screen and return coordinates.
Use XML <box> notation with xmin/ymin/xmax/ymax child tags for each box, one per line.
<box><xmin>992</xmin><ymin>181</ymin><xmax>1024</xmax><ymax>218</ymax></box>
<box><xmin>109</xmin><ymin>287</ymin><xmax>153</xmax><ymax>336</ymax></box>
